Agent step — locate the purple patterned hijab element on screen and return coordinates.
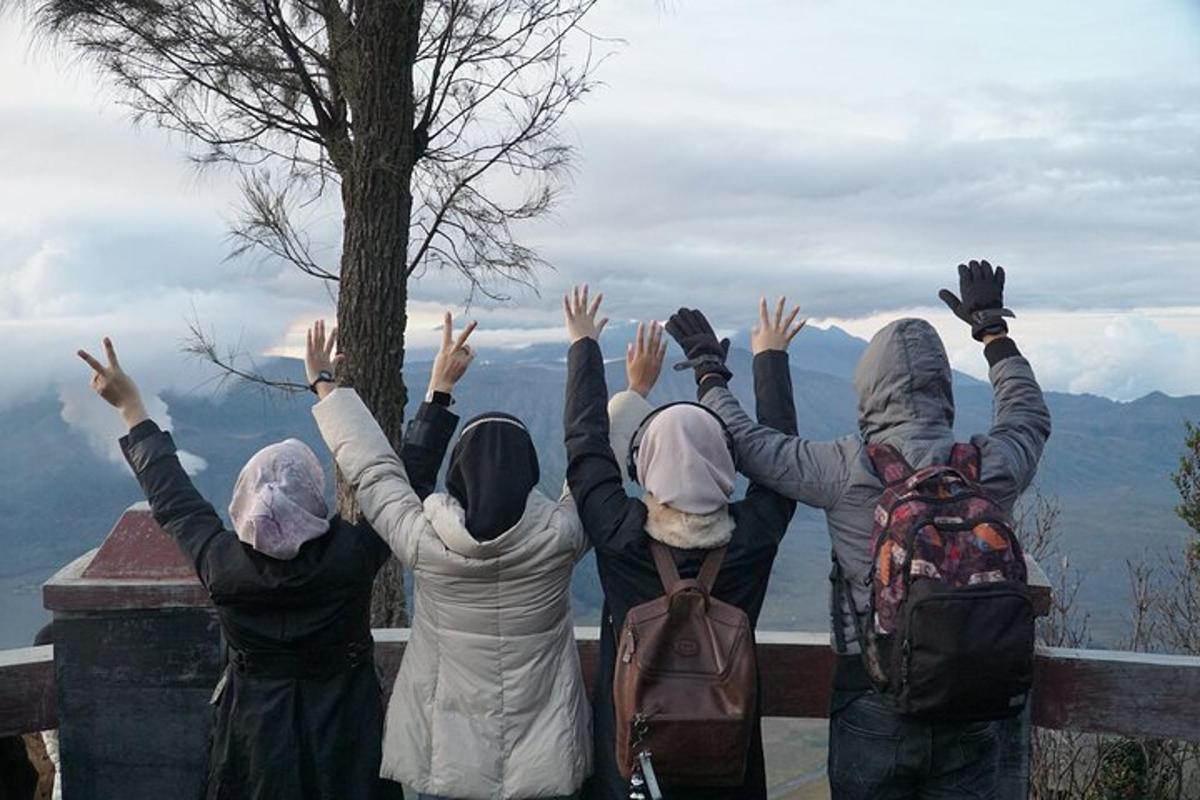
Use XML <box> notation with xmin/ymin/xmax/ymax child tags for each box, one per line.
<box><xmin>228</xmin><ymin>439</ymin><xmax>331</xmax><ymax>560</ymax></box>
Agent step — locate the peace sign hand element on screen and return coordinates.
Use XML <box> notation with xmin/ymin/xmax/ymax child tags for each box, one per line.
<box><xmin>429</xmin><ymin>312</ymin><xmax>478</xmax><ymax>394</ymax></box>
<box><xmin>77</xmin><ymin>338</ymin><xmax>150</xmax><ymax>428</ymax></box>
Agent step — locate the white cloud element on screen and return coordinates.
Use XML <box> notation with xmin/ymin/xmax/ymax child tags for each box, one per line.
<box><xmin>58</xmin><ymin>383</ymin><xmax>208</xmax><ymax>475</ymax></box>
<box><xmin>1029</xmin><ymin>315</ymin><xmax>1200</xmax><ymax>401</ymax></box>
<box><xmin>1</xmin><ymin>0</ymin><xmax>1198</xmax><ymax>404</ymax></box>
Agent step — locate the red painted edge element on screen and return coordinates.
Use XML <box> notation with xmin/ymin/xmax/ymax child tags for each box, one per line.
<box><xmin>82</xmin><ymin>506</ymin><xmax>198</xmax><ymax>580</ymax></box>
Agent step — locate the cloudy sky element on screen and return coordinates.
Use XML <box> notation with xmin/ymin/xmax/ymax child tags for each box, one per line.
<box><xmin>2</xmin><ymin>0</ymin><xmax>1199</xmax><ymax>437</ymax></box>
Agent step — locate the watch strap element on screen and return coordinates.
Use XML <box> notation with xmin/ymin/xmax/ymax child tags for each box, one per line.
<box><xmin>309</xmin><ymin>371</ymin><xmax>336</xmax><ymax>395</ymax></box>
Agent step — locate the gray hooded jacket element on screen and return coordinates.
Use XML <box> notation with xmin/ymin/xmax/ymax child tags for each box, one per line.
<box><xmin>702</xmin><ymin>319</ymin><xmax>1052</xmax><ymax>653</ymax></box>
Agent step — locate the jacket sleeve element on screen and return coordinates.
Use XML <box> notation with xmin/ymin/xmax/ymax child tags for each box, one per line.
<box><xmin>400</xmin><ymin>401</ymin><xmax>459</xmax><ymax>501</ymax></box>
<box><xmin>564</xmin><ymin>338</ymin><xmax>645</xmax><ymax>554</ymax></box>
<box><xmin>974</xmin><ymin>338</ymin><xmax>1052</xmax><ymax>509</ymax></box>
<box><xmin>607</xmin><ymin>389</ymin><xmax>654</xmax><ymax>482</ymax></box>
<box><xmin>120</xmin><ymin>420</ymin><xmax>227</xmax><ymax>589</ymax></box>
<box><xmin>737</xmin><ymin>351</ymin><xmax>800</xmax><ymax>541</ymax></box>
<box><xmin>701</xmin><ymin>369</ymin><xmax>850</xmax><ymax>510</ymax></box>
<box><xmin>554</xmin><ymin>488</ymin><xmax>593</xmax><ymax>562</ymax></box>
<box><xmin>312</xmin><ymin>388</ymin><xmax>432</xmax><ymax>565</ymax></box>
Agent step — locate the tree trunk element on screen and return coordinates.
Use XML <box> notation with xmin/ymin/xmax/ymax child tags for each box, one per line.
<box><xmin>336</xmin><ymin>0</ymin><xmax>424</xmax><ymax>628</ymax></box>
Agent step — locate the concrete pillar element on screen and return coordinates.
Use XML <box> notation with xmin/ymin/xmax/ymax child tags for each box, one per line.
<box><xmin>43</xmin><ymin>503</ymin><xmax>219</xmax><ymax>800</ymax></box>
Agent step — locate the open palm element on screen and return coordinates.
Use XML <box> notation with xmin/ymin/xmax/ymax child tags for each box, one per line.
<box><xmin>563</xmin><ymin>284</ymin><xmax>608</xmax><ymax>343</ymax></box>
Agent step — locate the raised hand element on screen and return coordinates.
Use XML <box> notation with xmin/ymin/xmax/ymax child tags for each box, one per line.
<box><xmin>664</xmin><ymin>307</ymin><xmax>731</xmax><ymax>386</ymax></box>
<box><xmin>77</xmin><ymin>338</ymin><xmax>149</xmax><ymax>428</ymax></box>
<box><xmin>430</xmin><ymin>312</ymin><xmax>477</xmax><ymax>394</ymax></box>
<box><xmin>626</xmin><ymin>322</ymin><xmax>667</xmax><ymax>398</ymax></box>
<box><xmin>751</xmin><ymin>296</ymin><xmax>806</xmax><ymax>354</ymax></box>
<box><xmin>563</xmin><ymin>284</ymin><xmax>609</xmax><ymax>344</ymax></box>
<box><xmin>938</xmin><ymin>259</ymin><xmax>1014</xmax><ymax>342</ymax></box>
<box><xmin>305</xmin><ymin>319</ymin><xmax>343</xmax><ymax>398</ymax></box>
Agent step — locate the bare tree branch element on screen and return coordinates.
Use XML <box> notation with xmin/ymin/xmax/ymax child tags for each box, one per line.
<box><xmin>183</xmin><ymin>318</ymin><xmax>309</xmax><ymax>393</ymax></box>
<box><xmin>227</xmin><ymin>172</ymin><xmax>340</xmax><ymax>281</ymax></box>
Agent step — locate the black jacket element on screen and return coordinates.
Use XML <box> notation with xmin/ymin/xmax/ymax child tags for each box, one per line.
<box><xmin>564</xmin><ymin>339</ymin><xmax>798</xmax><ymax>800</ymax></box>
<box><xmin>120</xmin><ymin>401</ymin><xmax>458</xmax><ymax>800</ymax></box>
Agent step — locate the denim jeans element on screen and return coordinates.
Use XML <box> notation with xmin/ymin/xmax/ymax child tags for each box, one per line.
<box><xmin>828</xmin><ymin>693</ymin><xmax>1001</xmax><ymax>800</ymax></box>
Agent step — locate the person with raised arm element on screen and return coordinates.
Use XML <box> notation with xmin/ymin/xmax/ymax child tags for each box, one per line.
<box><xmin>670</xmin><ymin>262</ymin><xmax>1052</xmax><ymax>799</ymax></box>
<box><xmin>562</xmin><ymin>286</ymin><xmax>799</xmax><ymax>800</ymax></box>
<box><xmin>75</xmin><ymin>331</ymin><xmax>452</xmax><ymax>800</ymax></box>
<box><xmin>307</xmin><ymin>313</ymin><xmax>592</xmax><ymax>800</ymax></box>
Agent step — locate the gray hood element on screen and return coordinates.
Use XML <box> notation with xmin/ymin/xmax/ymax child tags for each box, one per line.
<box><xmin>853</xmin><ymin>318</ymin><xmax>955</xmax><ymax>449</ymax></box>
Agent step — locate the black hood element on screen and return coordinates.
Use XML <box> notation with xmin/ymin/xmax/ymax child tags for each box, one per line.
<box><xmin>445</xmin><ymin>412</ymin><xmax>540</xmax><ymax>542</ymax></box>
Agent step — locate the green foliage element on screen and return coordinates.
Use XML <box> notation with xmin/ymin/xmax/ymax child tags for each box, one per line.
<box><xmin>1174</xmin><ymin>421</ymin><xmax>1200</xmax><ymax>563</ymax></box>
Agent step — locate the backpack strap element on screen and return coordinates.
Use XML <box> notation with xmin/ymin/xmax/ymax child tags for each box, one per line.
<box><xmin>650</xmin><ymin>540</ymin><xmax>682</xmax><ymax>593</ymax></box>
<box><xmin>829</xmin><ymin>552</ymin><xmax>850</xmax><ymax>653</ymax></box>
<box><xmin>649</xmin><ymin>540</ymin><xmax>726</xmax><ymax>595</ymax></box>
<box><xmin>866</xmin><ymin>443</ymin><xmax>915</xmax><ymax>486</ymax></box>
<box><xmin>950</xmin><ymin>442</ymin><xmax>981</xmax><ymax>481</ymax></box>
<box><xmin>696</xmin><ymin>546</ymin><xmax>727</xmax><ymax>593</ymax></box>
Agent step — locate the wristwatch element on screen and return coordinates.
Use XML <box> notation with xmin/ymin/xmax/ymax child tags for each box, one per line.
<box><xmin>309</xmin><ymin>370</ymin><xmax>335</xmax><ymax>395</ymax></box>
<box><xmin>426</xmin><ymin>388</ymin><xmax>454</xmax><ymax>406</ymax></box>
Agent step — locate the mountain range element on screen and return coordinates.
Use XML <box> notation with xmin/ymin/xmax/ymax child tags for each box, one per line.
<box><xmin>1</xmin><ymin>323</ymin><xmax>1196</xmax><ymax>648</ymax></box>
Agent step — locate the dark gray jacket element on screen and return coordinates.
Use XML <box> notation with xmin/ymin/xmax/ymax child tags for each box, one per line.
<box><xmin>702</xmin><ymin>319</ymin><xmax>1052</xmax><ymax>654</ymax></box>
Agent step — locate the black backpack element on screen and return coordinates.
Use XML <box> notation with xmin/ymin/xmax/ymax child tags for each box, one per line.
<box><xmin>837</xmin><ymin>443</ymin><xmax>1035</xmax><ymax>721</ymax></box>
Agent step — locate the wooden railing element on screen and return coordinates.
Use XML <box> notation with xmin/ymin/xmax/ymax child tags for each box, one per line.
<box><xmin>0</xmin><ymin>644</ymin><xmax>56</xmax><ymax>735</ymax></box>
<box><xmin>7</xmin><ymin>630</ymin><xmax>1200</xmax><ymax>741</ymax></box>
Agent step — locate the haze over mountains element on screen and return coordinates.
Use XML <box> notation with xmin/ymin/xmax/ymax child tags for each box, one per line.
<box><xmin>2</xmin><ymin>324</ymin><xmax>1196</xmax><ymax>647</ymax></box>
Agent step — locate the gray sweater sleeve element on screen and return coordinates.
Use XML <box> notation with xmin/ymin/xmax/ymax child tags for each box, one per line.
<box><xmin>703</xmin><ymin>385</ymin><xmax>849</xmax><ymax>510</ymax></box>
<box><xmin>975</xmin><ymin>340</ymin><xmax>1052</xmax><ymax>509</ymax></box>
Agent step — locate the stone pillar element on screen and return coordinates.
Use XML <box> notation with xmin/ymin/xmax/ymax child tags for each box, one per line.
<box><xmin>43</xmin><ymin>503</ymin><xmax>219</xmax><ymax>800</ymax></box>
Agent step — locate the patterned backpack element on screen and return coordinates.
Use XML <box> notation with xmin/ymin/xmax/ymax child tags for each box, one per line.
<box><xmin>853</xmin><ymin>442</ymin><xmax>1035</xmax><ymax>721</ymax></box>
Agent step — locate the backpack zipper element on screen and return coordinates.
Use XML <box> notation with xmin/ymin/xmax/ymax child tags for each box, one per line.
<box><xmin>622</xmin><ymin>630</ymin><xmax>637</xmax><ymax>663</ymax></box>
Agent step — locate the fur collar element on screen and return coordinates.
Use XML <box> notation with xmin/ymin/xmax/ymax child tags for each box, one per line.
<box><xmin>643</xmin><ymin>494</ymin><xmax>734</xmax><ymax>550</ymax></box>
<box><xmin>422</xmin><ymin>489</ymin><xmax>552</xmax><ymax>558</ymax></box>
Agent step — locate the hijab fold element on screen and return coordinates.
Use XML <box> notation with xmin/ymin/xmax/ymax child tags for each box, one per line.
<box><xmin>229</xmin><ymin>439</ymin><xmax>331</xmax><ymax>560</ymax></box>
<box><xmin>445</xmin><ymin>412</ymin><xmax>540</xmax><ymax>541</ymax></box>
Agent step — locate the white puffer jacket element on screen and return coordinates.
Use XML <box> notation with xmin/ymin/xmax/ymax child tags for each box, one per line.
<box><xmin>313</xmin><ymin>389</ymin><xmax>592</xmax><ymax>799</ymax></box>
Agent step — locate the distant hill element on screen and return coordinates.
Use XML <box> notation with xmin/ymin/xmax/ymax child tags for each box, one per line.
<box><xmin>1</xmin><ymin>324</ymin><xmax>1196</xmax><ymax>647</ymax></box>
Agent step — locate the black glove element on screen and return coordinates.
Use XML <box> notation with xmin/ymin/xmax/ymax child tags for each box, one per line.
<box><xmin>938</xmin><ymin>259</ymin><xmax>1015</xmax><ymax>341</ymax></box>
<box><xmin>664</xmin><ymin>308</ymin><xmax>732</xmax><ymax>385</ymax></box>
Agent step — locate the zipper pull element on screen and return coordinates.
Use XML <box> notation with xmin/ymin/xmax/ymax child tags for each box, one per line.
<box><xmin>627</xmin><ymin>769</ymin><xmax>647</xmax><ymax>800</ymax></box>
<box><xmin>638</xmin><ymin>750</ymin><xmax>664</xmax><ymax>800</ymax></box>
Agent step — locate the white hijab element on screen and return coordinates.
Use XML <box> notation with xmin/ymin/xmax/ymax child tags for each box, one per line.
<box><xmin>635</xmin><ymin>405</ymin><xmax>736</xmax><ymax>515</ymax></box>
<box><xmin>229</xmin><ymin>439</ymin><xmax>331</xmax><ymax>560</ymax></box>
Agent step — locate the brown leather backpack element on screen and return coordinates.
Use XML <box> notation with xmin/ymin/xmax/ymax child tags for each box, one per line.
<box><xmin>613</xmin><ymin>540</ymin><xmax>757</xmax><ymax>787</ymax></box>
